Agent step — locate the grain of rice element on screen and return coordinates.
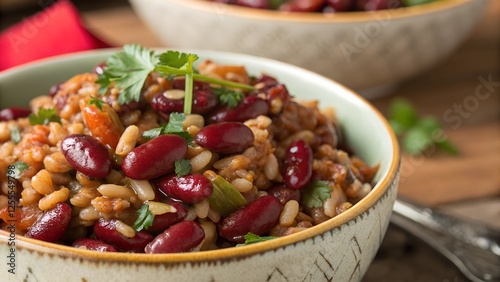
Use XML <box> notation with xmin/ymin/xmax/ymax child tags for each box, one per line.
<box><xmin>79</xmin><ymin>206</ymin><xmax>101</xmax><ymax>221</ymax></box>
<box><xmin>43</xmin><ymin>151</ymin><xmax>73</xmax><ymax>173</ymax></box>
<box><xmin>231</xmin><ymin>178</ymin><xmax>253</xmax><ymax>193</ymax></box>
<box><xmin>0</xmin><ymin>122</ymin><xmax>10</xmax><ymax>142</ymax></box>
<box><xmin>115</xmin><ymin>220</ymin><xmax>136</xmax><ymax>238</ymax></box>
<box><xmin>297</xmin><ymin>221</ymin><xmax>313</xmax><ymax>228</ymax></box>
<box><xmin>279</xmin><ymin>130</ymin><xmax>315</xmax><ymax>149</ymax></box>
<box><xmin>38</xmin><ymin>187</ymin><xmax>70</xmax><ymax>211</ymax></box>
<box><xmin>295</xmin><ymin>212</ymin><xmax>314</xmax><ymax>223</ymax></box>
<box><xmin>185</xmin><ymin>206</ymin><xmax>198</xmax><ymax>221</ymax></box>
<box><xmin>194</xmin><ymin>199</ymin><xmax>210</xmax><ymax>219</ymax></box>
<box><xmin>183</xmin><ymin>114</ymin><xmax>204</xmax><ymax>129</ymax></box>
<box><xmin>337</xmin><ymin>202</ymin><xmax>353</xmax><ymax>214</ymax></box>
<box><xmin>48</xmin><ymin>122</ymin><xmax>68</xmax><ymax>146</ymax></box>
<box><xmin>97</xmin><ymin>184</ymin><xmax>136</xmax><ymax>199</ymax></box>
<box><xmin>0</xmin><ymin>142</ymin><xmax>15</xmax><ymax>158</ymax></box>
<box><xmin>200</xmin><ymin>221</ymin><xmax>217</xmax><ymax>251</ymax></box>
<box><xmin>190</xmin><ymin>150</ymin><xmax>212</xmax><ymax>172</ymax></box>
<box><xmin>105</xmin><ymin>169</ymin><xmax>125</xmax><ymax>185</ymax></box>
<box><xmin>323</xmin><ymin>184</ymin><xmax>346</xmax><ymax>218</ymax></box>
<box><xmin>127</xmin><ymin>179</ymin><xmax>155</xmax><ymax>202</ymax></box>
<box><xmin>76</xmin><ymin>171</ymin><xmax>101</xmax><ymax>188</ymax></box>
<box><xmin>68</xmin><ymin>123</ymin><xmax>85</xmax><ymax>135</ymax></box>
<box><xmin>283</xmin><ymin>227</ymin><xmax>308</xmax><ymax>236</ymax></box>
<box><xmin>207</xmin><ymin>207</ymin><xmax>221</xmax><ymax>223</ymax></box>
<box><xmin>121</xmin><ymin>110</ymin><xmax>141</xmax><ymax>127</ymax></box>
<box><xmin>280</xmin><ymin>200</ymin><xmax>299</xmax><ymax>227</ymax></box>
<box><xmin>91</xmin><ymin>197</ymin><xmax>131</xmax><ymax>214</ymax></box>
<box><xmin>70</xmin><ymin>187</ymin><xmax>100</xmax><ymax>207</ymax></box>
<box><xmin>148</xmin><ymin>201</ymin><xmax>176</xmax><ymax>215</ymax></box>
<box><xmin>264</xmin><ymin>153</ymin><xmax>279</xmax><ymax>180</ymax></box>
<box><xmin>187</xmin><ymin>145</ymin><xmax>205</xmax><ymax>158</ymax></box>
<box><xmin>186</xmin><ymin>125</ymin><xmax>201</xmax><ymax>136</ymax></box>
<box><xmin>115</xmin><ymin>125</ymin><xmax>139</xmax><ymax>156</ymax></box>
<box><xmin>31</xmin><ymin>169</ymin><xmax>55</xmax><ymax>195</ymax></box>
<box><xmin>163</xmin><ymin>89</ymin><xmax>185</xmax><ymax>100</ymax></box>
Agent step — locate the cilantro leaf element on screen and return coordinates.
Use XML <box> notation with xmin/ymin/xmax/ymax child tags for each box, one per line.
<box><xmin>28</xmin><ymin>108</ymin><xmax>61</xmax><ymax>125</ymax></box>
<box><xmin>388</xmin><ymin>99</ymin><xmax>460</xmax><ymax>156</ymax></box>
<box><xmin>175</xmin><ymin>159</ymin><xmax>191</xmax><ymax>177</ymax></box>
<box><xmin>10</xmin><ymin>125</ymin><xmax>21</xmax><ymax>144</ymax></box>
<box><xmin>302</xmin><ymin>180</ymin><xmax>332</xmax><ymax>209</ymax></box>
<box><xmin>236</xmin><ymin>233</ymin><xmax>278</xmax><ymax>246</ymax></box>
<box><xmin>141</xmin><ymin>112</ymin><xmax>193</xmax><ymax>145</ymax></box>
<box><xmin>7</xmin><ymin>161</ymin><xmax>29</xmax><ymax>179</ymax></box>
<box><xmin>88</xmin><ymin>96</ymin><xmax>105</xmax><ymax>110</ymax></box>
<box><xmin>97</xmin><ymin>44</ymin><xmax>156</xmax><ymax>105</ymax></box>
<box><xmin>212</xmin><ymin>87</ymin><xmax>245</xmax><ymax>108</ymax></box>
<box><xmin>132</xmin><ymin>204</ymin><xmax>155</xmax><ymax>231</ymax></box>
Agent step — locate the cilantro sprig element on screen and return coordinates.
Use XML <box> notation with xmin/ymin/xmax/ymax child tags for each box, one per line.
<box><xmin>87</xmin><ymin>96</ymin><xmax>106</xmax><ymax>110</ymax></box>
<box><xmin>10</xmin><ymin>125</ymin><xmax>21</xmax><ymax>144</ymax></box>
<box><xmin>388</xmin><ymin>98</ymin><xmax>459</xmax><ymax>155</ymax></box>
<box><xmin>132</xmin><ymin>204</ymin><xmax>155</xmax><ymax>232</ymax></box>
<box><xmin>212</xmin><ymin>87</ymin><xmax>245</xmax><ymax>108</ymax></box>
<box><xmin>142</xmin><ymin>112</ymin><xmax>193</xmax><ymax>145</ymax></box>
<box><xmin>175</xmin><ymin>159</ymin><xmax>191</xmax><ymax>177</ymax></box>
<box><xmin>7</xmin><ymin>161</ymin><xmax>29</xmax><ymax>179</ymax></box>
<box><xmin>28</xmin><ymin>108</ymin><xmax>61</xmax><ymax>125</ymax></box>
<box><xmin>96</xmin><ymin>45</ymin><xmax>255</xmax><ymax>114</ymax></box>
<box><xmin>236</xmin><ymin>233</ymin><xmax>278</xmax><ymax>246</ymax></box>
<box><xmin>302</xmin><ymin>180</ymin><xmax>332</xmax><ymax>209</ymax></box>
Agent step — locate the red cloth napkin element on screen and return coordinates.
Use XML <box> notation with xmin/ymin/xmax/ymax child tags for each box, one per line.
<box><xmin>0</xmin><ymin>0</ymin><xmax>112</xmax><ymax>71</ymax></box>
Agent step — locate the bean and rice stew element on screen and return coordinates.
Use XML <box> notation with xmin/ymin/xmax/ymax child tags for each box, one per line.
<box><xmin>0</xmin><ymin>46</ymin><xmax>379</xmax><ymax>253</ymax></box>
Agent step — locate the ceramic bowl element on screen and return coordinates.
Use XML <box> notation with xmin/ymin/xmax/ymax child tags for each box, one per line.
<box><xmin>0</xmin><ymin>49</ymin><xmax>400</xmax><ymax>282</ymax></box>
<box><xmin>129</xmin><ymin>0</ymin><xmax>487</xmax><ymax>98</ymax></box>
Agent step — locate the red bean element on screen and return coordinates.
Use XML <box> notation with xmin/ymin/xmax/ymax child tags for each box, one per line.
<box><xmin>145</xmin><ymin>221</ymin><xmax>205</xmax><ymax>253</ymax></box>
<box><xmin>220</xmin><ymin>195</ymin><xmax>282</xmax><ymax>243</ymax></box>
<box><xmin>356</xmin><ymin>0</ymin><xmax>400</xmax><ymax>11</ymax></box>
<box><xmin>195</xmin><ymin>122</ymin><xmax>254</xmax><ymax>154</ymax></box>
<box><xmin>25</xmin><ymin>202</ymin><xmax>71</xmax><ymax>243</ymax></box>
<box><xmin>0</xmin><ymin>107</ymin><xmax>31</xmax><ymax>121</ymax></box>
<box><xmin>158</xmin><ymin>174</ymin><xmax>213</xmax><ymax>203</ymax></box>
<box><xmin>146</xmin><ymin>200</ymin><xmax>188</xmax><ymax>233</ymax></box>
<box><xmin>325</xmin><ymin>0</ymin><xmax>354</xmax><ymax>11</ymax></box>
<box><xmin>151</xmin><ymin>89</ymin><xmax>218</xmax><ymax>115</ymax></box>
<box><xmin>282</xmin><ymin>139</ymin><xmax>313</xmax><ymax>190</ymax></box>
<box><xmin>264</xmin><ymin>84</ymin><xmax>291</xmax><ymax>113</ymax></box>
<box><xmin>122</xmin><ymin>134</ymin><xmax>188</xmax><ymax>180</ymax></box>
<box><xmin>172</xmin><ymin>78</ymin><xmax>211</xmax><ymax>91</ymax></box>
<box><xmin>268</xmin><ymin>184</ymin><xmax>302</xmax><ymax>206</ymax></box>
<box><xmin>93</xmin><ymin>218</ymin><xmax>153</xmax><ymax>253</ymax></box>
<box><xmin>279</xmin><ymin>0</ymin><xmax>324</xmax><ymax>12</ymax></box>
<box><xmin>72</xmin><ymin>238</ymin><xmax>118</xmax><ymax>252</ymax></box>
<box><xmin>61</xmin><ymin>134</ymin><xmax>112</xmax><ymax>179</ymax></box>
<box><xmin>207</xmin><ymin>96</ymin><xmax>269</xmax><ymax>124</ymax></box>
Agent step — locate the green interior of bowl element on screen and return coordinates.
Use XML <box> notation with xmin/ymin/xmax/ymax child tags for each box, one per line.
<box><xmin>0</xmin><ymin>49</ymin><xmax>396</xmax><ymax>184</ymax></box>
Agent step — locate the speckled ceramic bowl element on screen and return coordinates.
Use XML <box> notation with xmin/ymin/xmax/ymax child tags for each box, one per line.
<box><xmin>129</xmin><ymin>0</ymin><xmax>487</xmax><ymax>98</ymax></box>
<box><xmin>0</xmin><ymin>49</ymin><xmax>400</xmax><ymax>282</ymax></box>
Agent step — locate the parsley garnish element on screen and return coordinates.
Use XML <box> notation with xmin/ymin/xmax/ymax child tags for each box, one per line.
<box><xmin>7</xmin><ymin>161</ymin><xmax>29</xmax><ymax>179</ymax></box>
<box><xmin>96</xmin><ymin>44</ymin><xmax>156</xmax><ymax>105</ymax></box>
<box><xmin>388</xmin><ymin>98</ymin><xmax>459</xmax><ymax>155</ymax></box>
<box><xmin>28</xmin><ymin>108</ymin><xmax>61</xmax><ymax>125</ymax></box>
<box><xmin>236</xmin><ymin>233</ymin><xmax>278</xmax><ymax>246</ymax></box>
<box><xmin>10</xmin><ymin>125</ymin><xmax>21</xmax><ymax>144</ymax></box>
<box><xmin>212</xmin><ymin>87</ymin><xmax>245</xmax><ymax>108</ymax></box>
<box><xmin>87</xmin><ymin>96</ymin><xmax>106</xmax><ymax>110</ymax></box>
<box><xmin>175</xmin><ymin>159</ymin><xmax>191</xmax><ymax>177</ymax></box>
<box><xmin>302</xmin><ymin>180</ymin><xmax>332</xmax><ymax>208</ymax></box>
<box><xmin>142</xmin><ymin>112</ymin><xmax>193</xmax><ymax>145</ymax></box>
<box><xmin>132</xmin><ymin>204</ymin><xmax>155</xmax><ymax>231</ymax></box>
<box><xmin>96</xmin><ymin>45</ymin><xmax>255</xmax><ymax>115</ymax></box>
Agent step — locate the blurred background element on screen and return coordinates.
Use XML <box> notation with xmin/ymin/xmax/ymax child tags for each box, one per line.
<box><xmin>1</xmin><ymin>0</ymin><xmax>499</xmax><ymax>281</ymax></box>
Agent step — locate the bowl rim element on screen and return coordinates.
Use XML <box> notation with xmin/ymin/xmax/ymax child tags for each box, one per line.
<box><xmin>152</xmin><ymin>0</ymin><xmax>473</xmax><ymax>23</ymax></box>
<box><xmin>0</xmin><ymin>48</ymin><xmax>400</xmax><ymax>263</ymax></box>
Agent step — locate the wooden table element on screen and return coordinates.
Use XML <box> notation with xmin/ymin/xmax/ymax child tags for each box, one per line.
<box><xmin>3</xmin><ymin>0</ymin><xmax>500</xmax><ymax>280</ymax></box>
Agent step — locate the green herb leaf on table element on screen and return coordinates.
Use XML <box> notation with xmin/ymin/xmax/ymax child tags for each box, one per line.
<box><xmin>175</xmin><ymin>159</ymin><xmax>192</xmax><ymax>177</ymax></box>
<box><xmin>236</xmin><ymin>232</ymin><xmax>278</xmax><ymax>246</ymax></box>
<box><xmin>212</xmin><ymin>87</ymin><xmax>245</xmax><ymax>108</ymax></box>
<box><xmin>7</xmin><ymin>161</ymin><xmax>29</xmax><ymax>179</ymax></box>
<box><xmin>302</xmin><ymin>180</ymin><xmax>332</xmax><ymax>209</ymax></box>
<box><xmin>96</xmin><ymin>44</ymin><xmax>156</xmax><ymax>105</ymax></box>
<box><xmin>28</xmin><ymin>108</ymin><xmax>61</xmax><ymax>125</ymax></box>
<box><xmin>87</xmin><ymin>96</ymin><xmax>106</xmax><ymax>110</ymax></box>
<box><xmin>132</xmin><ymin>204</ymin><xmax>155</xmax><ymax>232</ymax></box>
<box><xmin>10</xmin><ymin>125</ymin><xmax>21</xmax><ymax>144</ymax></box>
<box><xmin>388</xmin><ymin>99</ymin><xmax>460</xmax><ymax>156</ymax></box>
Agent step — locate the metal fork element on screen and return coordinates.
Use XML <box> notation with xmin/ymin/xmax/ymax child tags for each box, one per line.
<box><xmin>391</xmin><ymin>199</ymin><xmax>500</xmax><ymax>282</ymax></box>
